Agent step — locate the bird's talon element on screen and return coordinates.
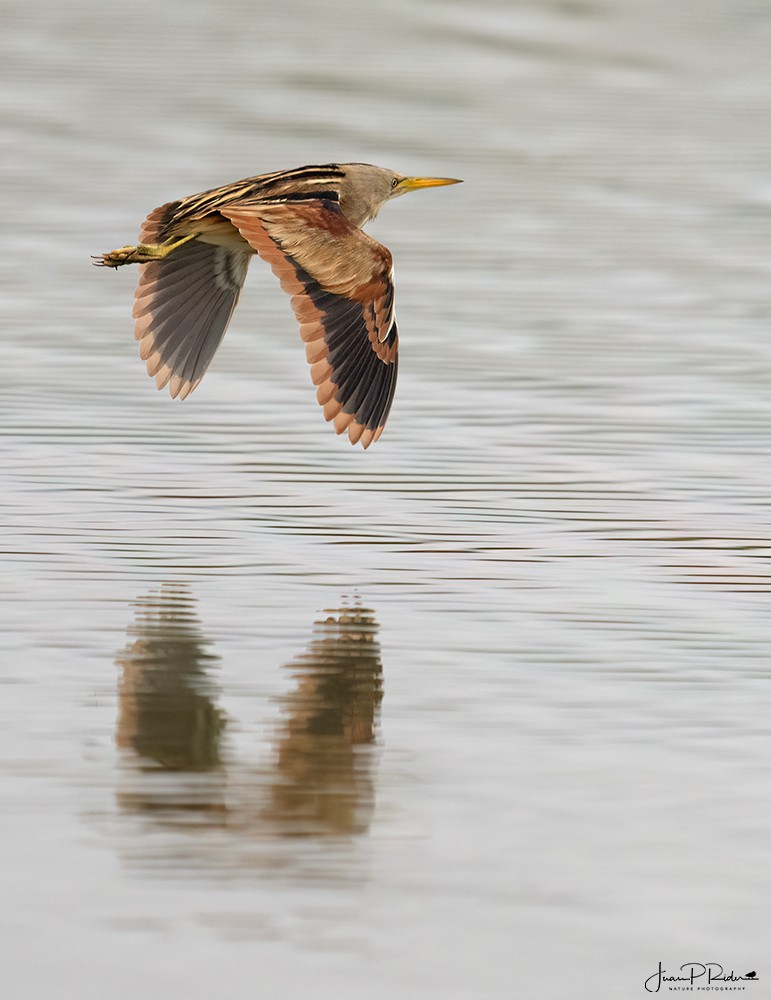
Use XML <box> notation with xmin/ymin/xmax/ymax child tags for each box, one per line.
<box><xmin>95</xmin><ymin>245</ymin><xmax>143</xmax><ymax>267</ymax></box>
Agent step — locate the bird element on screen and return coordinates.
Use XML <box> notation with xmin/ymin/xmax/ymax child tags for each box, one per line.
<box><xmin>95</xmin><ymin>163</ymin><xmax>461</xmax><ymax>448</ymax></box>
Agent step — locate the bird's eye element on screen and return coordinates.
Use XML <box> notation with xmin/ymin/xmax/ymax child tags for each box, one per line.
<box><xmin>391</xmin><ymin>177</ymin><xmax>399</xmax><ymax>188</ymax></box>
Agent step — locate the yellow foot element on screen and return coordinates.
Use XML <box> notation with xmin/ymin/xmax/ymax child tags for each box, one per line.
<box><xmin>92</xmin><ymin>244</ymin><xmax>162</xmax><ymax>267</ymax></box>
<box><xmin>92</xmin><ymin>232</ymin><xmax>200</xmax><ymax>267</ymax></box>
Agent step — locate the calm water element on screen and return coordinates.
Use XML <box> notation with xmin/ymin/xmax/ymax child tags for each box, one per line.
<box><xmin>2</xmin><ymin>1</ymin><xmax>771</xmax><ymax>997</ymax></box>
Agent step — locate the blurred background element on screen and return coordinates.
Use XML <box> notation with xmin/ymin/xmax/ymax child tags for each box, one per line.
<box><xmin>2</xmin><ymin>0</ymin><xmax>771</xmax><ymax>997</ymax></box>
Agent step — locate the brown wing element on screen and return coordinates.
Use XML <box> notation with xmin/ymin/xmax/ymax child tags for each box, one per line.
<box><xmin>221</xmin><ymin>200</ymin><xmax>398</xmax><ymax>448</ymax></box>
<box><xmin>132</xmin><ymin>204</ymin><xmax>251</xmax><ymax>400</ymax></box>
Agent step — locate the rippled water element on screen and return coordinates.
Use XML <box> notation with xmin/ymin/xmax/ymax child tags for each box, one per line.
<box><xmin>3</xmin><ymin>1</ymin><xmax>771</xmax><ymax>997</ymax></box>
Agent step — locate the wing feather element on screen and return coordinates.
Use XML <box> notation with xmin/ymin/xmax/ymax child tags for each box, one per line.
<box><xmin>221</xmin><ymin>200</ymin><xmax>398</xmax><ymax>448</ymax></box>
<box><xmin>132</xmin><ymin>237</ymin><xmax>250</xmax><ymax>399</ymax></box>
<box><xmin>357</xmin><ymin>324</ymin><xmax>399</xmax><ymax>432</ymax></box>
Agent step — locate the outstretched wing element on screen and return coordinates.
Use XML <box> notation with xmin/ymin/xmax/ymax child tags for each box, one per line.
<box><xmin>132</xmin><ymin>204</ymin><xmax>251</xmax><ymax>400</ymax></box>
<box><xmin>221</xmin><ymin>200</ymin><xmax>398</xmax><ymax>448</ymax></box>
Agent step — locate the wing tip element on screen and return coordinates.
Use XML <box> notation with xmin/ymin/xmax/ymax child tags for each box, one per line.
<box><xmin>346</xmin><ymin>421</ymin><xmax>383</xmax><ymax>449</ymax></box>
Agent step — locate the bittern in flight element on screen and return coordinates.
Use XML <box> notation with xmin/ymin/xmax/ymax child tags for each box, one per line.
<box><xmin>96</xmin><ymin>163</ymin><xmax>461</xmax><ymax>447</ymax></box>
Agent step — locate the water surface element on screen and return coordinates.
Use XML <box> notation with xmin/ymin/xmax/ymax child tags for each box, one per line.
<box><xmin>2</xmin><ymin>1</ymin><xmax>771</xmax><ymax>997</ymax></box>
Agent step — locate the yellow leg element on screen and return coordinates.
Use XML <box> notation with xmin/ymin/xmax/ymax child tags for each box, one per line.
<box><xmin>94</xmin><ymin>231</ymin><xmax>200</xmax><ymax>268</ymax></box>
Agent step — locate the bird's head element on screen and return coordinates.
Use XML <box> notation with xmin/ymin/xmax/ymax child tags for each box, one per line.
<box><xmin>339</xmin><ymin>163</ymin><xmax>461</xmax><ymax>227</ymax></box>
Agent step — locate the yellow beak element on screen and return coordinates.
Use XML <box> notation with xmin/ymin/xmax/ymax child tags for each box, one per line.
<box><xmin>396</xmin><ymin>176</ymin><xmax>463</xmax><ymax>192</ymax></box>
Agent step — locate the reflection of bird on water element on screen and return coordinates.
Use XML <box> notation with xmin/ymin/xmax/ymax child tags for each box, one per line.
<box><xmin>95</xmin><ymin>163</ymin><xmax>460</xmax><ymax>447</ymax></box>
<box><xmin>115</xmin><ymin>584</ymin><xmax>226</xmax><ymax>817</ymax></box>
<box><xmin>269</xmin><ymin>605</ymin><xmax>383</xmax><ymax>837</ymax></box>
<box><xmin>114</xmin><ymin>591</ymin><xmax>384</xmax><ymax>873</ymax></box>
